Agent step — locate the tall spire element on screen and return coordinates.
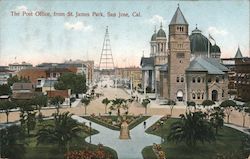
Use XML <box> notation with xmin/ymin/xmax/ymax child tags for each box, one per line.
<box><xmin>170</xmin><ymin>5</ymin><xmax>188</xmax><ymax>25</ymax></box>
<box><xmin>160</xmin><ymin>22</ymin><xmax>163</xmax><ymax>29</ymax></box>
<box><xmin>235</xmin><ymin>45</ymin><xmax>243</xmax><ymax>58</ymax></box>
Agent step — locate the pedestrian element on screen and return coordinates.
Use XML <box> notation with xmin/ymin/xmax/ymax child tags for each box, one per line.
<box><xmin>143</xmin><ymin>121</ymin><xmax>146</xmax><ymax>129</ymax></box>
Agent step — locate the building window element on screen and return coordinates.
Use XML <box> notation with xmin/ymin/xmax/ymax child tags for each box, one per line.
<box><xmin>181</xmin><ymin>77</ymin><xmax>184</xmax><ymax>82</ymax></box>
<box><xmin>202</xmin><ymin>93</ymin><xmax>204</xmax><ymax>99</ymax></box>
<box><xmin>197</xmin><ymin>93</ymin><xmax>200</xmax><ymax>99</ymax></box>
<box><xmin>222</xmin><ymin>89</ymin><xmax>224</xmax><ymax>97</ymax></box>
<box><xmin>192</xmin><ymin>77</ymin><xmax>196</xmax><ymax>83</ymax></box>
<box><xmin>192</xmin><ymin>93</ymin><xmax>196</xmax><ymax>99</ymax></box>
<box><xmin>216</xmin><ymin>76</ymin><xmax>219</xmax><ymax>83</ymax></box>
<box><xmin>208</xmin><ymin>78</ymin><xmax>211</xmax><ymax>83</ymax></box>
<box><xmin>177</xmin><ymin>52</ymin><xmax>185</xmax><ymax>58</ymax></box>
<box><xmin>197</xmin><ymin>77</ymin><xmax>201</xmax><ymax>83</ymax></box>
<box><xmin>177</xmin><ymin>76</ymin><xmax>180</xmax><ymax>82</ymax></box>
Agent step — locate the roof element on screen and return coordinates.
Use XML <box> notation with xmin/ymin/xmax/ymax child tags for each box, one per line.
<box><xmin>47</xmin><ymin>90</ymin><xmax>69</xmax><ymax>98</ymax></box>
<box><xmin>235</xmin><ymin>47</ymin><xmax>243</xmax><ymax>58</ymax></box>
<box><xmin>43</xmin><ymin>80</ymin><xmax>58</xmax><ymax>87</ymax></box>
<box><xmin>12</xmin><ymin>83</ymin><xmax>34</xmax><ymax>90</ymax></box>
<box><xmin>12</xmin><ymin>92</ymin><xmax>35</xmax><ymax>100</ymax></box>
<box><xmin>170</xmin><ymin>6</ymin><xmax>188</xmax><ymax>25</ymax></box>
<box><xmin>140</xmin><ymin>57</ymin><xmax>154</xmax><ymax>67</ymax></box>
<box><xmin>186</xmin><ymin>57</ymin><xmax>229</xmax><ymax>74</ymax></box>
<box><xmin>159</xmin><ymin>64</ymin><xmax>168</xmax><ymax>71</ymax></box>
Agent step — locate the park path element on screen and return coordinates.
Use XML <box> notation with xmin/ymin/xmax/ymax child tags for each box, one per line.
<box><xmin>72</xmin><ymin>115</ymin><xmax>163</xmax><ymax>159</ymax></box>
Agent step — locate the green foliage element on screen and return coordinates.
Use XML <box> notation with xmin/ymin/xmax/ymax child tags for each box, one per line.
<box><xmin>0</xmin><ymin>100</ymin><xmax>16</xmax><ymax>123</ymax></box>
<box><xmin>102</xmin><ymin>97</ymin><xmax>110</xmax><ymax>114</ymax></box>
<box><xmin>50</xmin><ymin>96</ymin><xmax>65</xmax><ymax>114</ymax></box>
<box><xmin>210</xmin><ymin>107</ymin><xmax>225</xmax><ymax>134</ymax></box>
<box><xmin>0</xmin><ymin>125</ymin><xmax>26</xmax><ymax>159</ymax></box>
<box><xmin>167</xmin><ymin>99</ymin><xmax>176</xmax><ymax>116</ymax></box>
<box><xmin>202</xmin><ymin>100</ymin><xmax>215</xmax><ymax>107</ymax></box>
<box><xmin>220</xmin><ymin>100</ymin><xmax>236</xmax><ymax>123</ymax></box>
<box><xmin>7</xmin><ymin>75</ymin><xmax>30</xmax><ymax>86</ymax></box>
<box><xmin>237</xmin><ymin>102</ymin><xmax>250</xmax><ymax>127</ymax></box>
<box><xmin>54</xmin><ymin>73</ymin><xmax>87</xmax><ymax>96</ymax></box>
<box><xmin>0</xmin><ymin>84</ymin><xmax>11</xmax><ymax>95</ymax></box>
<box><xmin>110</xmin><ymin>98</ymin><xmax>128</xmax><ymax>116</ymax></box>
<box><xmin>32</xmin><ymin>94</ymin><xmax>48</xmax><ymax>113</ymax></box>
<box><xmin>167</xmin><ymin>111</ymin><xmax>215</xmax><ymax>147</ymax></box>
<box><xmin>187</xmin><ymin>101</ymin><xmax>196</xmax><ymax>111</ymax></box>
<box><xmin>36</xmin><ymin>112</ymin><xmax>83</xmax><ymax>153</ymax></box>
<box><xmin>142</xmin><ymin>98</ymin><xmax>150</xmax><ymax>114</ymax></box>
<box><xmin>81</xmin><ymin>97</ymin><xmax>91</xmax><ymax>115</ymax></box>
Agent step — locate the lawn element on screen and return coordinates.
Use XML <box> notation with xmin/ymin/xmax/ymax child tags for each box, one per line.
<box><xmin>142</xmin><ymin>118</ymin><xmax>247</xmax><ymax>159</ymax></box>
<box><xmin>24</xmin><ymin>119</ymin><xmax>118</xmax><ymax>159</ymax></box>
<box><xmin>83</xmin><ymin>115</ymin><xmax>150</xmax><ymax>131</ymax></box>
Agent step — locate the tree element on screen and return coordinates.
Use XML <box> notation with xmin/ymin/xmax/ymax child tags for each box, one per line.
<box><xmin>237</xmin><ymin>102</ymin><xmax>250</xmax><ymax>127</ymax></box>
<box><xmin>187</xmin><ymin>101</ymin><xmax>196</xmax><ymax>112</ymax></box>
<box><xmin>81</xmin><ymin>97</ymin><xmax>91</xmax><ymax>115</ymax></box>
<box><xmin>0</xmin><ymin>125</ymin><xmax>26</xmax><ymax>159</ymax></box>
<box><xmin>202</xmin><ymin>100</ymin><xmax>215</xmax><ymax>117</ymax></box>
<box><xmin>0</xmin><ymin>100</ymin><xmax>16</xmax><ymax>123</ymax></box>
<box><xmin>220</xmin><ymin>100</ymin><xmax>236</xmax><ymax>123</ymax></box>
<box><xmin>210</xmin><ymin>107</ymin><xmax>225</xmax><ymax>134</ymax></box>
<box><xmin>36</xmin><ymin>112</ymin><xmax>83</xmax><ymax>154</ymax></box>
<box><xmin>0</xmin><ymin>84</ymin><xmax>11</xmax><ymax>96</ymax></box>
<box><xmin>142</xmin><ymin>98</ymin><xmax>150</xmax><ymax>114</ymax></box>
<box><xmin>50</xmin><ymin>96</ymin><xmax>65</xmax><ymax>114</ymax></box>
<box><xmin>167</xmin><ymin>111</ymin><xmax>215</xmax><ymax>147</ymax></box>
<box><xmin>102</xmin><ymin>98</ymin><xmax>110</xmax><ymax>114</ymax></box>
<box><xmin>32</xmin><ymin>94</ymin><xmax>48</xmax><ymax>114</ymax></box>
<box><xmin>167</xmin><ymin>99</ymin><xmax>176</xmax><ymax>116</ymax></box>
<box><xmin>54</xmin><ymin>73</ymin><xmax>87</xmax><ymax>98</ymax></box>
<box><xmin>19</xmin><ymin>101</ymin><xmax>37</xmax><ymax>136</ymax></box>
<box><xmin>110</xmin><ymin>98</ymin><xmax>127</xmax><ymax>116</ymax></box>
<box><xmin>7</xmin><ymin>75</ymin><xmax>30</xmax><ymax>86</ymax></box>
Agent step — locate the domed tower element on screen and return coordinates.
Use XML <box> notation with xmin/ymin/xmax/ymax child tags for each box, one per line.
<box><xmin>210</xmin><ymin>43</ymin><xmax>221</xmax><ymax>59</ymax></box>
<box><xmin>150</xmin><ymin>27</ymin><xmax>157</xmax><ymax>57</ymax></box>
<box><xmin>155</xmin><ymin>23</ymin><xmax>167</xmax><ymax>65</ymax></box>
<box><xmin>168</xmin><ymin>5</ymin><xmax>190</xmax><ymax>101</ymax></box>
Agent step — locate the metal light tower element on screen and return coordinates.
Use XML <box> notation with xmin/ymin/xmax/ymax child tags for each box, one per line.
<box><xmin>98</xmin><ymin>26</ymin><xmax>115</xmax><ymax>71</ymax></box>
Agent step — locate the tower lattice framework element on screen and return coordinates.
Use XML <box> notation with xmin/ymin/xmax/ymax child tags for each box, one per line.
<box><xmin>99</xmin><ymin>26</ymin><xmax>115</xmax><ymax>70</ymax></box>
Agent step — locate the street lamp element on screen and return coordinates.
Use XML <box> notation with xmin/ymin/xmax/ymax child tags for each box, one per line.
<box><xmin>89</xmin><ymin>122</ymin><xmax>92</xmax><ymax>144</ymax></box>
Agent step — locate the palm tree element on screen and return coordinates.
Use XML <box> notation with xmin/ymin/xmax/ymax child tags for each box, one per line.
<box><xmin>220</xmin><ymin>100</ymin><xmax>236</xmax><ymax>123</ymax></box>
<box><xmin>142</xmin><ymin>98</ymin><xmax>150</xmax><ymax>114</ymax></box>
<box><xmin>0</xmin><ymin>100</ymin><xmax>16</xmax><ymax>123</ymax></box>
<box><xmin>36</xmin><ymin>112</ymin><xmax>83</xmax><ymax>153</ymax></box>
<box><xmin>167</xmin><ymin>99</ymin><xmax>176</xmax><ymax>116</ymax></box>
<box><xmin>50</xmin><ymin>96</ymin><xmax>65</xmax><ymax>114</ymax></box>
<box><xmin>0</xmin><ymin>125</ymin><xmax>26</xmax><ymax>159</ymax></box>
<box><xmin>102</xmin><ymin>98</ymin><xmax>110</xmax><ymax>114</ymax></box>
<box><xmin>210</xmin><ymin>107</ymin><xmax>225</xmax><ymax>134</ymax></box>
<box><xmin>167</xmin><ymin>111</ymin><xmax>215</xmax><ymax>147</ymax></box>
<box><xmin>187</xmin><ymin>101</ymin><xmax>196</xmax><ymax>112</ymax></box>
<box><xmin>237</xmin><ymin>102</ymin><xmax>250</xmax><ymax>127</ymax></box>
<box><xmin>110</xmin><ymin>98</ymin><xmax>127</xmax><ymax>116</ymax></box>
<box><xmin>81</xmin><ymin>97</ymin><xmax>91</xmax><ymax>115</ymax></box>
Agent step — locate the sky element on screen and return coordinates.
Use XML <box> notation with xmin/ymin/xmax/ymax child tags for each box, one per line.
<box><xmin>0</xmin><ymin>0</ymin><xmax>249</xmax><ymax>67</ymax></box>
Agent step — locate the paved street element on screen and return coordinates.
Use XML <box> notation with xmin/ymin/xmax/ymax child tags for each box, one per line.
<box><xmin>72</xmin><ymin>115</ymin><xmax>162</xmax><ymax>159</ymax></box>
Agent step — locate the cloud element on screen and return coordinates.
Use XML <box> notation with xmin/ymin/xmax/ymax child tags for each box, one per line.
<box><xmin>15</xmin><ymin>5</ymin><xmax>29</xmax><ymax>12</ymax></box>
<box><xmin>148</xmin><ymin>15</ymin><xmax>165</xmax><ymax>25</ymax></box>
<box><xmin>64</xmin><ymin>21</ymin><xmax>93</xmax><ymax>32</ymax></box>
<box><xmin>207</xmin><ymin>26</ymin><xmax>228</xmax><ymax>36</ymax></box>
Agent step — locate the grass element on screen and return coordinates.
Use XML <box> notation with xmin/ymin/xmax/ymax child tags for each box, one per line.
<box><xmin>24</xmin><ymin>119</ymin><xmax>118</xmax><ymax>159</ymax></box>
<box><xmin>142</xmin><ymin>118</ymin><xmax>247</xmax><ymax>159</ymax></box>
<box><xmin>83</xmin><ymin>115</ymin><xmax>150</xmax><ymax>131</ymax></box>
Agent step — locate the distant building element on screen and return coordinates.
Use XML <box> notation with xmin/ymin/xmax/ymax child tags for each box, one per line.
<box><xmin>12</xmin><ymin>82</ymin><xmax>36</xmax><ymax>100</ymax></box>
<box><xmin>0</xmin><ymin>66</ymin><xmax>13</xmax><ymax>85</ymax></box>
<box><xmin>8</xmin><ymin>62</ymin><xmax>32</xmax><ymax>72</ymax></box>
<box><xmin>221</xmin><ymin>47</ymin><xmax>250</xmax><ymax>101</ymax></box>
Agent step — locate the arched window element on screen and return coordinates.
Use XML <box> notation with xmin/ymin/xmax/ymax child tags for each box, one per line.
<box><xmin>216</xmin><ymin>76</ymin><xmax>219</xmax><ymax>83</ymax></box>
<box><xmin>192</xmin><ymin>77</ymin><xmax>196</xmax><ymax>83</ymax></box>
<box><xmin>197</xmin><ymin>77</ymin><xmax>201</xmax><ymax>83</ymax></box>
<box><xmin>201</xmin><ymin>93</ymin><xmax>204</xmax><ymax>99</ymax></box>
<box><xmin>197</xmin><ymin>92</ymin><xmax>200</xmax><ymax>99</ymax></box>
<box><xmin>222</xmin><ymin>89</ymin><xmax>224</xmax><ymax>97</ymax></box>
<box><xmin>181</xmin><ymin>77</ymin><xmax>184</xmax><ymax>82</ymax></box>
<box><xmin>177</xmin><ymin>76</ymin><xmax>180</xmax><ymax>82</ymax></box>
<box><xmin>208</xmin><ymin>78</ymin><xmax>211</xmax><ymax>83</ymax></box>
<box><xmin>192</xmin><ymin>93</ymin><xmax>196</xmax><ymax>99</ymax></box>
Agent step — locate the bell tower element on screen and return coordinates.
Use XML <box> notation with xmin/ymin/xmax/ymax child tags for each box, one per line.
<box><xmin>168</xmin><ymin>5</ymin><xmax>191</xmax><ymax>101</ymax></box>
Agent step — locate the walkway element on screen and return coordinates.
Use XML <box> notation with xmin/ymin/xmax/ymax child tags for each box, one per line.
<box><xmin>225</xmin><ymin>123</ymin><xmax>250</xmax><ymax>135</ymax></box>
<box><xmin>72</xmin><ymin>115</ymin><xmax>163</xmax><ymax>159</ymax></box>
